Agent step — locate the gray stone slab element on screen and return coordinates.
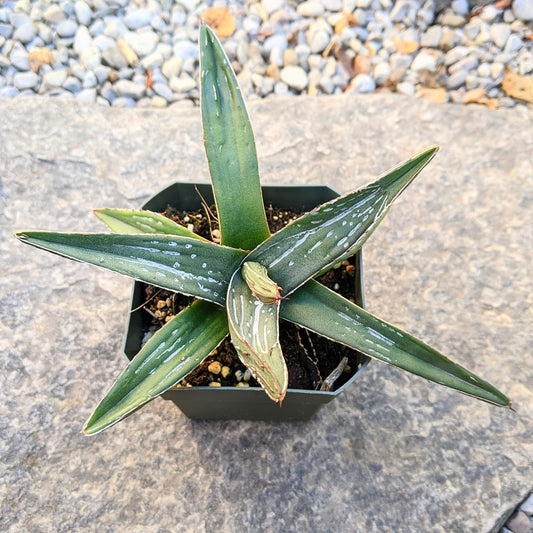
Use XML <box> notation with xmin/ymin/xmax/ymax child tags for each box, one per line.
<box><xmin>1</xmin><ymin>94</ymin><xmax>532</xmax><ymax>533</ymax></box>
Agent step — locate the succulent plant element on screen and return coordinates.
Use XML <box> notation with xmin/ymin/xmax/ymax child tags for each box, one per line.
<box><xmin>14</xmin><ymin>25</ymin><xmax>509</xmax><ymax>435</ymax></box>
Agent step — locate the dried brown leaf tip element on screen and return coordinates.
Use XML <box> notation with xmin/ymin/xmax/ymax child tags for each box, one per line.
<box><xmin>200</xmin><ymin>7</ymin><xmax>236</xmax><ymax>38</ymax></box>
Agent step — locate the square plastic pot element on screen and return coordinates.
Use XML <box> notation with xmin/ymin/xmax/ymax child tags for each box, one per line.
<box><xmin>124</xmin><ymin>182</ymin><xmax>370</xmax><ymax>421</ymax></box>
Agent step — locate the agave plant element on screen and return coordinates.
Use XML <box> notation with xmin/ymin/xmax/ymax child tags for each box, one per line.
<box><xmin>14</xmin><ymin>25</ymin><xmax>509</xmax><ymax>435</ymax></box>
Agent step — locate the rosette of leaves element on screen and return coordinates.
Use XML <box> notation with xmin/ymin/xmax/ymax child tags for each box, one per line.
<box><xmin>14</xmin><ymin>25</ymin><xmax>509</xmax><ymax>435</ymax></box>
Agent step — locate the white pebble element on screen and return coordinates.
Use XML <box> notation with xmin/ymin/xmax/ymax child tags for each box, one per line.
<box><xmin>43</xmin><ymin>5</ymin><xmax>65</xmax><ymax>24</ymax></box>
<box><xmin>421</xmin><ymin>26</ymin><xmax>442</xmax><ymax>48</ymax></box>
<box><xmin>397</xmin><ymin>81</ymin><xmax>415</xmax><ymax>95</ymax></box>
<box><xmin>76</xmin><ymin>88</ymin><xmax>96</xmax><ymax>102</ymax></box>
<box><xmin>104</xmin><ymin>18</ymin><xmax>128</xmax><ymax>39</ymax></box>
<box><xmin>125</xmin><ymin>8</ymin><xmax>153</xmax><ymax>30</ymax></box>
<box><xmin>451</xmin><ymin>0</ymin><xmax>469</xmax><ymax>16</ymax></box>
<box><xmin>73</xmin><ymin>25</ymin><xmax>93</xmax><ymax>54</ymax></box>
<box><xmin>280</xmin><ymin>65</ymin><xmax>308</xmax><ymax>91</ymax></box>
<box><xmin>162</xmin><ymin>56</ymin><xmax>183</xmax><ymax>79</ymax></box>
<box><xmin>444</xmin><ymin>46</ymin><xmax>469</xmax><ymax>66</ymax></box>
<box><xmin>74</xmin><ymin>1</ymin><xmax>92</xmax><ymax>26</ymax></box>
<box><xmin>309</xmin><ymin>29</ymin><xmax>330</xmax><ymax>53</ymax></box>
<box><xmin>79</xmin><ymin>45</ymin><xmax>101</xmax><ymax>70</ymax></box>
<box><xmin>124</xmin><ymin>30</ymin><xmax>159</xmax><ymax>57</ymax></box>
<box><xmin>513</xmin><ymin>0</ymin><xmax>533</xmax><ymax>21</ymax></box>
<box><xmin>113</xmin><ymin>79</ymin><xmax>145</xmax><ymax>99</ymax></box>
<box><xmin>349</xmin><ymin>73</ymin><xmax>375</xmax><ymax>93</ymax></box>
<box><xmin>504</xmin><ymin>34</ymin><xmax>523</xmax><ymax>54</ymax></box>
<box><xmin>56</xmin><ymin>19</ymin><xmax>78</xmax><ymax>38</ymax></box>
<box><xmin>373</xmin><ymin>61</ymin><xmax>391</xmax><ymax>84</ymax></box>
<box><xmin>43</xmin><ymin>69</ymin><xmax>67</xmax><ymax>88</ymax></box>
<box><xmin>480</xmin><ymin>5</ymin><xmax>498</xmax><ymax>23</ymax></box>
<box><xmin>490</xmin><ymin>23</ymin><xmax>511</xmax><ymax>49</ymax></box>
<box><xmin>490</xmin><ymin>62</ymin><xmax>504</xmax><ymax>80</ymax></box>
<box><xmin>169</xmin><ymin>73</ymin><xmax>196</xmax><ymax>93</ymax></box>
<box><xmin>446</xmin><ymin>69</ymin><xmax>468</xmax><ymax>89</ymax></box>
<box><xmin>411</xmin><ymin>52</ymin><xmax>437</xmax><ymax>72</ymax></box>
<box><xmin>13</xmin><ymin>22</ymin><xmax>37</xmax><ymax>43</ymax></box>
<box><xmin>297</xmin><ymin>1</ymin><xmax>325</xmax><ymax>17</ymax></box>
<box><xmin>10</xmin><ymin>44</ymin><xmax>29</xmax><ymax>70</ymax></box>
<box><xmin>14</xmin><ymin>70</ymin><xmax>39</xmax><ymax>90</ymax></box>
<box><xmin>477</xmin><ymin>63</ymin><xmax>491</xmax><ymax>78</ymax></box>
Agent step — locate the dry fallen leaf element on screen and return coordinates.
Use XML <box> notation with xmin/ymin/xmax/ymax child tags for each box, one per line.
<box><xmin>484</xmin><ymin>99</ymin><xmax>498</xmax><ymax>110</ymax></box>
<box><xmin>494</xmin><ymin>0</ymin><xmax>512</xmax><ymax>9</ymax></box>
<box><xmin>201</xmin><ymin>7</ymin><xmax>236</xmax><ymax>38</ymax></box>
<box><xmin>334</xmin><ymin>44</ymin><xmax>356</xmax><ymax>78</ymax></box>
<box><xmin>28</xmin><ymin>48</ymin><xmax>53</xmax><ymax>72</ymax></box>
<box><xmin>502</xmin><ymin>68</ymin><xmax>533</xmax><ymax>103</ymax></box>
<box><xmin>418</xmin><ymin>87</ymin><xmax>447</xmax><ymax>103</ymax></box>
<box><xmin>462</xmin><ymin>88</ymin><xmax>498</xmax><ymax>109</ymax></box>
<box><xmin>334</xmin><ymin>13</ymin><xmax>358</xmax><ymax>34</ymax></box>
<box><xmin>145</xmin><ymin>69</ymin><xmax>154</xmax><ymax>89</ymax></box>
<box><xmin>392</xmin><ymin>35</ymin><xmax>419</xmax><ymax>55</ymax></box>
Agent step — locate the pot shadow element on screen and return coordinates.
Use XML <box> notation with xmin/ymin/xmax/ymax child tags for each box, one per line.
<box><xmin>164</xmin><ymin>399</ymin><xmax>373</xmax><ymax>528</ymax></box>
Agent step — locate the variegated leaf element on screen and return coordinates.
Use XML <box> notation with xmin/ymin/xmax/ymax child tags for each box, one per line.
<box><xmin>14</xmin><ymin>231</ymin><xmax>246</xmax><ymax>306</ymax></box>
<box><xmin>247</xmin><ymin>146</ymin><xmax>438</xmax><ymax>296</ymax></box>
<box><xmin>84</xmin><ymin>300</ymin><xmax>228</xmax><ymax>434</ymax></box>
<box><xmin>227</xmin><ymin>267</ymin><xmax>288</xmax><ymax>402</ymax></box>
<box><xmin>200</xmin><ymin>24</ymin><xmax>270</xmax><ymax>250</ymax></box>
<box><xmin>282</xmin><ymin>280</ymin><xmax>510</xmax><ymax>406</ymax></box>
<box><xmin>94</xmin><ymin>208</ymin><xmax>207</xmax><ymax>240</ymax></box>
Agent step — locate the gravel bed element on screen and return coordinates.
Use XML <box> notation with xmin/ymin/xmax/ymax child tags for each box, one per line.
<box><xmin>0</xmin><ymin>0</ymin><xmax>532</xmax><ymax>109</ymax></box>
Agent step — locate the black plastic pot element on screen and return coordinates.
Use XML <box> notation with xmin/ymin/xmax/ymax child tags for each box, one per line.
<box><xmin>124</xmin><ymin>182</ymin><xmax>370</xmax><ymax>421</ymax></box>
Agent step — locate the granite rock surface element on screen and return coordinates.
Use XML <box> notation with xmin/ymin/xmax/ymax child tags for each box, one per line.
<box><xmin>1</xmin><ymin>94</ymin><xmax>532</xmax><ymax>533</ymax></box>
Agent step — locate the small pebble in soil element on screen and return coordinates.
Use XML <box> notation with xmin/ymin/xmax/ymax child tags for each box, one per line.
<box><xmin>208</xmin><ymin>361</ymin><xmax>222</xmax><ymax>375</ymax></box>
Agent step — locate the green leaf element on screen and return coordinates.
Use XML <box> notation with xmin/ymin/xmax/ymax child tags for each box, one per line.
<box><xmin>282</xmin><ymin>280</ymin><xmax>510</xmax><ymax>406</ymax></box>
<box><xmin>200</xmin><ymin>24</ymin><xmax>270</xmax><ymax>250</ymax></box>
<box><xmin>14</xmin><ymin>231</ymin><xmax>246</xmax><ymax>306</ymax></box>
<box><xmin>227</xmin><ymin>267</ymin><xmax>288</xmax><ymax>402</ymax></box>
<box><xmin>84</xmin><ymin>300</ymin><xmax>228</xmax><ymax>434</ymax></box>
<box><xmin>247</xmin><ymin>146</ymin><xmax>438</xmax><ymax>296</ymax></box>
<box><xmin>94</xmin><ymin>208</ymin><xmax>206</xmax><ymax>240</ymax></box>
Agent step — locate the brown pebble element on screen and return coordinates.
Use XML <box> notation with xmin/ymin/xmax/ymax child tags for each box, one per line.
<box><xmin>157</xmin><ymin>300</ymin><xmax>166</xmax><ymax>309</ymax></box>
<box><xmin>221</xmin><ymin>366</ymin><xmax>231</xmax><ymax>378</ymax></box>
<box><xmin>208</xmin><ymin>361</ymin><xmax>222</xmax><ymax>375</ymax></box>
<box><xmin>208</xmin><ymin>382</ymin><xmax>221</xmax><ymax>387</ymax></box>
<box><xmin>506</xmin><ymin>511</ymin><xmax>531</xmax><ymax>533</ymax></box>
